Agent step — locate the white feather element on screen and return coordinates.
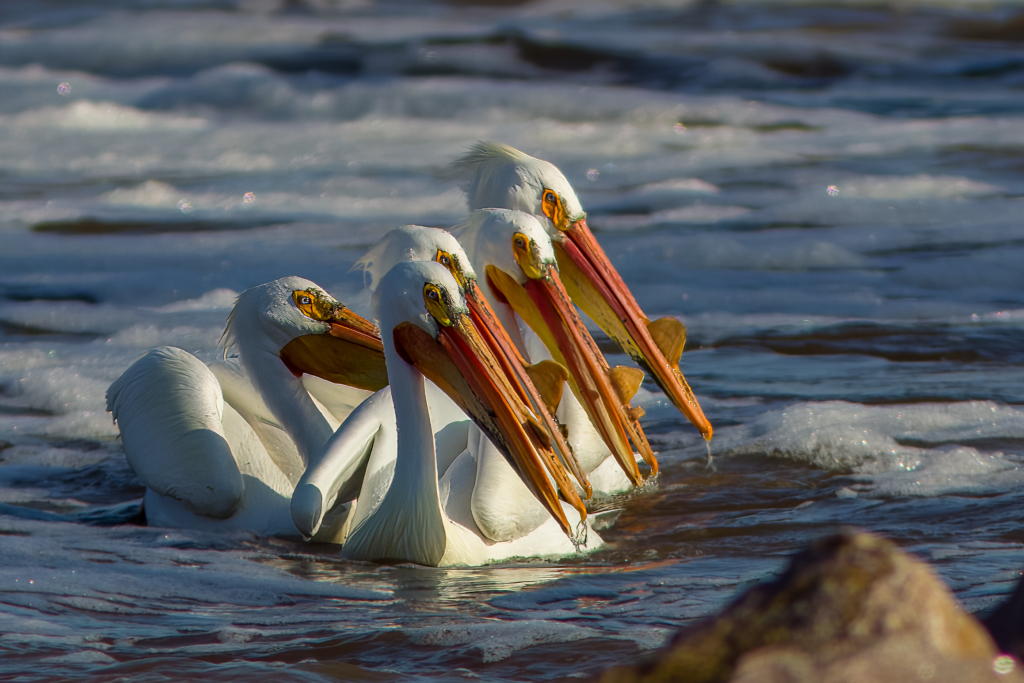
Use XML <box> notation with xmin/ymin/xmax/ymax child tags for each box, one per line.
<box><xmin>108</xmin><ymin>277</ymin><xmax>371</xmax><ymax>540</ymax></box>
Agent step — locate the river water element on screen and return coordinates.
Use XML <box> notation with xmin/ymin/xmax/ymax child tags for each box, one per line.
<box><xmin>2</xmin><ymin>0</ymin><xmax>1024</xmax><ymax>680</ymax></box>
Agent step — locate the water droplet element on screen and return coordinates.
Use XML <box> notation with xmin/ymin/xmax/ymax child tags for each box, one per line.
<box><xmin>827</xmin><ymin>185</ymin><xmax>839</xmax><ymax>196</ymax></box>
<box><xmin>993</xmin><ymin>655</ymin><xmax>1015</xmax><ymax>675</ymax></box>
<box><xmin>673</xmin><ymin>122</ymin><xmax>686</xmax><ymax>133</ymax></box>
<box><xmin>177</xmin><ymin>199</ymin><xmax>193</xmax><ymax>214</ymax></box>
<box><xmin>57</xmin><ymin>82</ymin><xmax>70</xmax><ymax>96</ymax></box>
<box><xmin>586</xmin><ymin>169</ymin><xmax>599</xmax><ymax>181</ymax></box>
<box><xmin>242</xmin><ymin>191</ymin><xmax>256</xmax><ymax>206</ymax></box>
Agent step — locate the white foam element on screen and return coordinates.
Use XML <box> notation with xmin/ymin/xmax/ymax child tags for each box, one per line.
<box><xmin>838</xmin><ymin>174</ymin><xmax>1001</xmax><ymax>201</ymax></box>
<box><xmin>855</xmin><ymin>445</ymin><xmax>1024</xmax><ymax>498</ymax></box>
<box><xmin>715</xmin><ymin>400</ymin><xmax>1024</xmax><ymax>496</ymax></box>
<box><xmin>8</xmin><ymin>101</ymin><xmax>206</xmax><ymax>130</ymax></box>
<box><xmin>102</xmin><ymin>180</ymin><xmax>183</xmax><ymax>209</ymax></box>
<box><xmin>154</xmin><ymin>289</ymin><xmax>239</xmax><ymax>313</ymax></box>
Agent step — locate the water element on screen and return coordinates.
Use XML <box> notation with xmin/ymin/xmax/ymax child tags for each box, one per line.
<box><xmin>2</xmin><ymin>0</ymin><xmax>1024</xmax><ymax>679</ymax></box>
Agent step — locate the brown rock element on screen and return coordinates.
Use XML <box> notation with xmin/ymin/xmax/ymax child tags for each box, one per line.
<box><xmin>600</xmin><ymin>531</ymin><xmax>1021</xmax><ymax>683</ymax></box>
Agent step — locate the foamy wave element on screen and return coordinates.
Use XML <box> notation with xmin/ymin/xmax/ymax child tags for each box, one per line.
<box><xmin>154</xmin><ymin>289</ymin><xmax>239</xmax><ymax>313</ymax></box>
<box><xmin>102</xmin><ymin>181</ymin><xmax>183</xmax><ymax>209</ymax></box>
<box><xmin>8</xmin><ymin>101</ymin><xmax>206</xmax><ymax>130</ymax></box>
<box><xmin>839</xmin><ymin>174</ymin><xmax>1000</xmax><ymax>200</ymax></box>
<box><xmin>718</xmin><ymin>400</ymin><xmax>1024</xmax><ymax>471</ymax></box>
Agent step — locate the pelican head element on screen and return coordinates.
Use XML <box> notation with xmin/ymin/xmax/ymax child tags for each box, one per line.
<box><xmin>355</xmin><ymin>224</ymin><xmax>477</xmax><ymax>294</ymax></box>
<box><xmin>448</xmin><ymin>142</ymin><xmax>712</xmax><ymax>441</ymax></box>
<box><xmin>375</xmin><ymin>261</ymin><xmax>585</xmax><ymax>536</ymax></box>
<box><xmin>454</xmin><ymin>208</ymin><xmax>557</xmax><ymax>286</ymax></box>
<box><xmin>447</xmin><ymin>142</ymin><xmax>585</xmax><ymax>230</ymax></box>
<box><xmin>224</xmin><ymin>276</ymin><xmax>386</xmax><ymax>392</ymax></box>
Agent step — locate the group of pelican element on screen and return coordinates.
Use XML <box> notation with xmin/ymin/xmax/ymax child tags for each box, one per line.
<box><xmin>107</xmin><ymin>143</ymin><xmax>712</xmax><ymax>567</ymax></box>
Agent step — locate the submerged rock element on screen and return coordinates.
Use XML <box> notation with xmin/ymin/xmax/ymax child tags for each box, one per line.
<box><xmin>600</xmin><ymin>531</ymin><xmax>1020</xmax><ymax>683</ymax></box>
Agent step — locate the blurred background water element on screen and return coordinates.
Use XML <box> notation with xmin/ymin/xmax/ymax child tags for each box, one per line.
<box><xmin>2</xmin><ymin>0</ymin><xmax>1024</xmax><ymax>680</ymax></box>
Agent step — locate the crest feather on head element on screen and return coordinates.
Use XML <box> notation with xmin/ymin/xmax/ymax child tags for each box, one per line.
<box><xmin>442</xmin><ymin>141</ymin><xmax>584</xmax><ymax>222</ymax></box>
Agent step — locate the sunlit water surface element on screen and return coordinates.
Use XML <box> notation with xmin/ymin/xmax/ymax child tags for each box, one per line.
<box><xmin>2</xmin><ymin>0</ymin><xmax>1024</xmax><ymax>680</ymax></box>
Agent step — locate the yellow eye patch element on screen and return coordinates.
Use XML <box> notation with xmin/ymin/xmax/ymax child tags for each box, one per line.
<box><xmin>423</xmin><ymin>283</ymin><xmax>453</xmax><ymax>327</ymax></box>
<box><xmin>511</xmin><ymin>232</ymin><xmax>545</xmax><ymax>280</ymax></box>
<box><xmin>435</xmin><ymin>249</ymin><xmax>468</xmax><ymax>291</ymax></box>
<box><xmin>292</xmin><ymin>289</ymin><xmax>334</xmax><ymax>321</ymax></box>
<box><xmin>541</xmin><ymin>188</ymin><xmax>567</xmax><ymax>231</ymax></box>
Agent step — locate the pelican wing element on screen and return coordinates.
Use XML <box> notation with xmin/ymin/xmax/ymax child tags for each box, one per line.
<box><xmin>290</xmin><ymin>388</ymin><xmax>392</xmax><ymax>539</ymax></box>
<box><xmin>107</xmin><ymin>347</ymin><xmax>244</xmax><ymax>519</ymax></box>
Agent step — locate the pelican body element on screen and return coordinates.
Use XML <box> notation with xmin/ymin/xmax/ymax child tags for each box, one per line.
<box><xmin>107</xmin><ymin>277</ymin><xmax>387</xmax><ymax>539</ymax></box>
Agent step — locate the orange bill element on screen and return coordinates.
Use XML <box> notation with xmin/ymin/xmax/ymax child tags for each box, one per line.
<box><xmin>464</xmin><ymin>280</ymin><xmax>592</xmax><ymax>499</ymax></box>
<box><xmin>280</xmin><ymin>306</ymin><xmax>389</xmax><ymax>392</ymax></box>
<box><xmin>487</xmin><ymin>263</ymin><xmax>656</xmax><ymax>484</ymax></box>
<box><xmin>554</xmin><ymin>219</ymin><xmax>712</xmax><ymax>441</ymax></box>
<box><xmin>392</xmin><ymin>314</ymin><xmax>587</xmax><ymax>538</ymax></box>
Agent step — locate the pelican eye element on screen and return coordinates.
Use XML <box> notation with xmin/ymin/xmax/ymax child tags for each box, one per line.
<box><xmin>292</xmin><ymin>289</ymin><xmax>332</xmax><ymax>321</ymax></box>
<box><xmin>540</xmin><ymin>187</ymin><xmax>567</xmax><ymax>231</ymax></box>
<box><xmin>511</xmin><ymin>232</ymin><xmax>545</xmax><ymax>280</ymax></box>
<box><xmin>423</xmin><ymin>283</ymin><xmax>454</xmax><ymax>327</ymax></box>
<box><xmin>435</xmin><ymin>248</ymin><xmax>469</xmax><ymax>291</ymax></box>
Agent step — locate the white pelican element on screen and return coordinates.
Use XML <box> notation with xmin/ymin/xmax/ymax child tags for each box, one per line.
<box><xmin>454</xmin><ymin>208</ymin><xmax>652</xmax><ymax>492</ymax></box>
<box><xmin>293</xmin><ymin>225</ymin><xmax>591</xmax><ymax>545</ymax></box>
<box><xmin>323</xmin><ymin>261</ymin><xmax>600</xmax><ymax>566</ymax></box>
<box><xmin>106</xmin><ymin>277</ymin><xmax>387</xmax><ymax>539</ymax></box>
<box><xmin>446</xmin><ymin>142</ymin><xmax>713</xmax><ymax>441</ymax></box>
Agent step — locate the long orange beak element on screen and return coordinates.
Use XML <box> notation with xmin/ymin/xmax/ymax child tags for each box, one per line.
<box><xmin>464</xmin><ymin>280</ymin><xmax>592</xmax><ymax>499</ymax></box>
<box><xmin>392</xmin><ymin>311</ymin><xmax>587</xmax><ymax>539</ymax></box>
<box><xmin>554</xmin><ymin>218</ymin><xmax>712</xmax><ymax>440</ymax></box>
<box><xmin>279</xmin><ymin>307</ymin><xmax>389</xmax><ymax>393</ymax></box>
<box><xmin>487</xmin><ymin>262</ymin><xmax>657</xmax><ymax>483</ymax></box>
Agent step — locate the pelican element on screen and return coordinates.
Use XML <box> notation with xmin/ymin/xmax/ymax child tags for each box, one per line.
<box><xmin>106</xmin><ymin>277</ymin><xmax>387</xmax><ymax>539</ymax></box>
<box><xmin>446</xmin><ymin>142</ymin><xmax>713</xmax><ymax>441</ymax></box>
<box><xmin>293</xmin><ymin>226</ymin><xmax>592</xmax><ymax>545</ymax></box>
<box><xmin>326</xmin><ymin>261</ymin><xmax>600</xmax><ymax>566</ymax></box>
